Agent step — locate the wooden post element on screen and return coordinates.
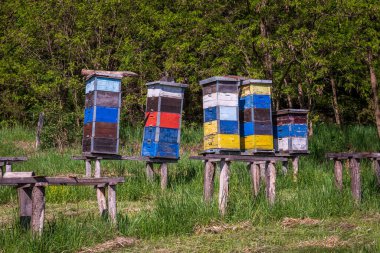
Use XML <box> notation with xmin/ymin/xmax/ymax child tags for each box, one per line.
<box><xmin>249</xmin><ymin>162</ymin><xmax>260</xmax><ymax>198</ymax></box>
<box><xmin>0</xmin><ymin>162</ymin><xmax>3</xmax><ymax>178</ymax></box>
<box><xmin>203</xmin><ymin>160</ymin><xmax>215</xmax><ymax>203</ymax></box>
<box><xmin>292</xmin><ymin>156</ymin><xmax>299</xmax><ymax>181</ymax></box>
<box><xmin>282</xmin><ymin>160</ymin><xmax>288</xmax><ymax>175</ymax></box>
<box><xmin>265</xmin><ymin>162</ymin><xmax>276</xmax><ymax>205</ymax></box>
<box><xmin>146</xmin><ymin>162</ymin><xmax>154</xmax><ymax>182</ymax></box>
<box><xmin>85</xmin><ymin>159</ymin><xmax>92</xmax><ymax>177</ymax></box>
<box><xmin>108</xmin><ymin>184</ymin><xmax>117</xmax><ymax>224</ymax></box>
<box><xmin>334</xmin><ymin>159</ymin><xmax>343</xmax><ymax>191</ymax></box>
<box><xmin>5</xmin><ymin>162</ymin><xmax>12</xmax><ymax>173</ymax></box>
<box><xmin>160</xmin><ymin>163</ymin><xmax>168</xmax><ymax>190</ymax></box>
<box><xmin>95</xmin><ymin>159</ymin><xmax>107</xmax><ymax>216</ymax></box>
<box><xmin>373</xmin><ymin>159</ymin><xmax>380</xmax><ymax>187</ymax></box>
<box><xmin>31</xmin><ymin>184</ymin><xmax>45</xmax><ymax>236</ymax></box>
<box><xmin>349</xmin><ymin>158</ymin><xmax>361</xmax><ymax>203</ymax></box>
<box><xmin>18</xmin><ymin>186</ymin><xmax>33</xmax><ymax>229</ymax></box>
<box><xmin>218</xmin><ymin>160</ymin><xmax>230</xmax><ymax>215</ymax></box>
<box><xmin>35</xmin><ymin>112</ymin><xmax>44</xmax><ymax>149</ymax></box>
<box><xmin>259</xmin><ymin>162</ymin><xmax>266</xmax><ymax>182</ymax></box>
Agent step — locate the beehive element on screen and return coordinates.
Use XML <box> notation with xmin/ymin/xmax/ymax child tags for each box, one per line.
<box><xmin>239</xmin><ymin>79</ymin><xmax>274</xmax><ymax>153</ymax></box>
<box><xmin>200</xmin><ymin>76</ymin><xmax>240</xmax><ymax>153</ymax></box>
<box><xmin>82</xmin><ymin>75</ymin><xmax>122</xmax><ymax>154</ymax></box>
<box><xmin>141</xmin><ymin>80</ymin><xmax>188</xmax><ymax>159</ymax></box>
<box><xmin>272</xmin><ymin>109</ymin><xmax>308</xmax><ymax>153</ymax></box>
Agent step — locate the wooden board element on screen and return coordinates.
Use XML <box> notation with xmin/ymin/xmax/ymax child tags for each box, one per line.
<box><xmin>82</xmin><ymin>137</ymin><xmax>118</xmax><ymax>154</ymax></box>
<box><xmin>0</xmin><ymin>177</ymin><xmax>125</xmax><ymax>186</ymax></box>
<box><xmin>83</xmin><ymin>122</ymin><xmax>118</xmax><ymax>139</ymax></box>
<box><xmin>202</xmin><ymin>83</ymin><xmax>217</xmax><ymax>96</ymax></box>
<box><xmin>254</xmin><ymin>108</ymin><xmax>271</xmax><ymax>121</ymax></box>
<box><xmin>85</xmin><ymin>91</ymin><xmax>120</xmax><ymax>108</ymax></box>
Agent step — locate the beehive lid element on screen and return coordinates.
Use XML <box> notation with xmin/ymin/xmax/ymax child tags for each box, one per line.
<box><xmin>146</xmin><ymin>81</ymin><xmax>188</xmax><ymax>88</ymax></box>
<box><xmin>242</xmin><ymin>79</ymin><xmax>272</xmax><ymax>86</ymax></box>
<box><xmin>273</xmin><ymin>109</ymin><xmax>309</xmax><ymax>115</ymax></box>
<box><xmin>86</xmin><ymin>74</ymin><xmax>123</xmax><ymax>81</ymax></box>
<box><xmin>199</xmin><ymin>76</ymin><xmax>239</xmax><ymax>86</ymax></box>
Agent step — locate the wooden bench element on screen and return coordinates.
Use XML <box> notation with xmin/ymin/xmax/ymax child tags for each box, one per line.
<box><xmin>326</xmin><ymin>152</ymin><xmax>380</xmax><ymax>203</ymax></box>
<box><xmin>0</xmin><ymin>175</ymin><xmax>124</xmax><ymax>236</ymax></box>
<box><xmin>0</xmin><ymin>157</ymin><xmax>28</xmax><ymax>176</ymax></box>
<box><xmin>190</xmin><ymin>154</ymin><xmax>287</xmax><ymax>215</ymax></box>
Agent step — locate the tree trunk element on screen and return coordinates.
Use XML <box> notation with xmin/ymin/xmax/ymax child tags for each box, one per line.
<box><xmin>297</xmin><ymin>82</ymin><xmax>304</xmax><ymax>108</ymax></box>
<box><xmin>330</xmin><ymin>77</ymin><xmax>341</xmax><ymax>126</ymax></box>
<box><xmin>367</xmin><ymin>50</ymin><xmax>380</xmax><ymax>138</ymax></box>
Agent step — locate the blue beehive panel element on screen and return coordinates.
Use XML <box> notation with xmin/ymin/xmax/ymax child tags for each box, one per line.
<box><xmin>143</xmin><ymin>126</ymin><xmax>156</xmax><ymax>141</ymax></box>
<box><xmin>274</xmin><ymin>124</ymin><xmax>307</xmax><ymax>138</ymax></box>
<box><xmin>239</xmin><ymin>96</ymin><xmax>252</xmax><ymax>109</ymax></box>
<box><xmin>220</xmin><ymin>120</ymin><xmax>239</xmax><ymax>134</ymax></box>
<box><xmin>253</xmin><ymin>94</ymin><xmax>271</xmax><ymax>105</ymax></box>
<box><xmin>141</xmin><ymin>141</ymin><xmax>179</xmax><ymax>159</ymax></box>
<box><xmin>96</xmin><ymin>77</ymin><xmax>121</xmax><ymax>92</ymax></box>
<box><xmin>219</xmin><ymin>106</ymin><xmax>238</xmax><ymax>121</ymax></box>
<box><xmin>204</xmin><ymin>106</ymin><xmax>217</xmax><ymax>122</ymax></box>
<box><xmin>84</xmin><ymin>107</ymin><xmax>119</xmax><ymax>124</ymax></box>
<box><xmin>240</xmin><ymin>122</ymin><xmax>254</xmax><ymax>136</ymax></box>
<box><xmin>159</xmin><ymin>128</ymin><xmax>179</xmax><ymax>143</ymax></box>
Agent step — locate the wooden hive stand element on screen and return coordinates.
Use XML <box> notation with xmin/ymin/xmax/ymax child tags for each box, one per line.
<box><xmin>326</xmin><ymin>152</ymin><xmax>380</xmax><ymax>203</ymax></box>
<box><xmin>0</xmin><ymin>157</ymin><xmax>28</xmax><ymax>176</ymax></box>
<box><xmin>190</xmin><ymin>154</ymin><xmax>287</xmax><ymax>215</ymax></box>
<box><xmin>275</xmin><ymin>152</ymin><xmax>309</xmax><ymax>181</ymax></box>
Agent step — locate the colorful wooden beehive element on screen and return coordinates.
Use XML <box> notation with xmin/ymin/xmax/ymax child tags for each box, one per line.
<box><xmin>272</xmin><ymin>109</ymin><xmax>309</xmax><ymax>153</ymax></box>
<box><xmin>141</xmin><ymin>80</ymin><xmax>188</xmax><ymax>159</ymax></box>
<box><xmin>239</xmin><ymin>79</ymin><xmax>274</xmax><ymax>153</ymax></box>
<box><xmin>82</xmin><ymin>74</ymin><xmax>121</xmax><ymax>154</ymax></box>
<box><xmin>200</xmin><ymin>76</ymin><xmax>240</xmax><ymax>153</ymax></box>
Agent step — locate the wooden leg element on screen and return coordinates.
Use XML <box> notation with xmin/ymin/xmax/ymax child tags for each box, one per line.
<box><xmin>108</xmin><ymin>184</ymin><xmax>117</xmax><ymax>224</ymax></box>
<box><xmin>373</xmin><ymin>159</ymin><xmax>380</xmax><ymax>187</ymax></box>
<box><xmin>31</xmin><ymin>184</ymin><xmax>45</xmax><ymax>236</ymax></box>
<box><xmin>160</xmin><ymin>163</ymin><xmax>168</xmax><ymax>190</ymax></box>
<box><xmin>292</xmin><ymin>156</ymin><xmax>299</xmax><ymax>181</ymax></box>
<box><xmin>266</xmin><ymin>162</ymin><xmax>276</xmax><ymax>205</ymax></box>
<box><xmin>85</xmin><ymin>159</ymin><xmax>92</xmax><ymax>177</ymax></box>
<box><xmin>18</xmin><ymin>187</ymin><xmax>33</xmax><ymax>229</ymax></box>
<box><xmin>95</xmin><ymin>159</ymin><xmax>107</xmax><ymax>216</ymax></box>
<box><xmin>349</xmin><ymin>158</ymin><xmax>361</xmax><ymax>203</ymax></box>
<box><xmin>248</xmin><ymin>162</ymin><xmax>260</xmax><ymax>198</ymax></box>
<box><xmin>218</xmin><ymin>160</ymin><xmax>230</xmax><ymax>215</ymax></box>
<box><xmin>203</xmin><ymin>160</ymin><xmax>215</xmax><ymax>203</ymax></box>
<box><xmin>0</xmin><ymin>164</ymin><xmax>3</xmax><ymax>178</ymax></box>
<box><xmin>282</xmin><ymin>160</ymin><xmax>288</xmax><ymax>175</ymax></box>
<box><xmin>334</xmin><ymin>159</ymin><xmax>343</xmax><ymax>191</ymax></box>
<box><xmin>146</xmin><ymin>162</ymin><xmax>154</xmax><ymax>182</ymax></box>
<box><xmin>5</xmin><ymin>162</ymin><xmax>12</xmax><ymax>173</ymax></box>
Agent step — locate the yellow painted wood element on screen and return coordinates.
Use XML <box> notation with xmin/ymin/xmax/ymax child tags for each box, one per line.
<box><xmin>204</xmin><ymin>134</ymin><xmax>240</xmax><ymax>150</ymax></box>
<box><xmin>250</xmin><ymin>85</ymin><xmax>271</xmax><ymax>95</ymax></box>
<box><xmin>203</xmin><ymin>121</ymin><xmax>218</xmax><ymax>136</ymax></box>
<box><xmin>240</xmin><ymin>86</ymin><xmax>251</xmax><ymax>97</ymax></box>
<box><xmin>241</xmin><ymin>135</ymin><xmax>274</xmax><ymax>150</ymax></box>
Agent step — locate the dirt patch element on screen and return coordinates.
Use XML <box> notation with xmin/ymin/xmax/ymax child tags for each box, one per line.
<box><xmin>77</xmin><ymin>236</ymin><xmax>137</xmax><ymax>253</ymax></box>
<box><xmin>194</xmin><ymin>221</ymin><xmax>251</xmax><ymax>234</ymax></box>
<box><xmin>296</xmin><ymin>235</ymin><xmax>346</xmax><ymax>249</ymax></box>
<box><xmin>281</xmin><ymin>217</ymin><xmax>321</xmax><ymax>228</ymax></box>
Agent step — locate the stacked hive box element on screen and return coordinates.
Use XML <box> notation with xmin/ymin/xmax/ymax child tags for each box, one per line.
<box><xmin>239</xmin><ymin>79</ymin><xmax>274</xmax><ymax>153</ymax></box>
<box><xmin>141</xmin><ymin>80</ymin><xmax>188</xmax><ymax>159</ymax></box>
<box><xmin>273</xmin><ymin>109</ymin><xmax>308</xmax><ymax>153</ymax></box>
<box><xmin>200</xmin><ymin>76</ymin><xmax>240</xmax><ymax>153</ymax></box>
<box><xmin>82</xmin><ymin>74</ymin><xmax>121</xmax><ymax>154</ymax></box>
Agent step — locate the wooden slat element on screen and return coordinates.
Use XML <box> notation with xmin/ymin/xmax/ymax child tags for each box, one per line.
<box><xmin>0</xmin><ymin>157</ymin><xmax>28</xmax><ymax>162</ymax></box>
<box><xmin>72</xmin><ymin>155</ymin><xmax>178</xmax><ymax>163</ymax></box>
<box><xmin>81</xmin><ymin>69</ymin><xmax>138</xmax><ymax>77</ymax></box>
<box><xmin>0</xmin><ymin>177</ymin><xmax>125</xmax><ymax>186</ymax></box>
<box><xmin>190</xmin><ymin>155</ymin><xmax>287</xmax><ymax>162</ymax></box>
<box><xmin>326</xmin><ymin>152</ymin><xmax>379</xmax><ymax>159</ymax></box>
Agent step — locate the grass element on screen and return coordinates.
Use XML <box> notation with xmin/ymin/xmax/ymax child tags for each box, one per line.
<box><xmin>0</xmin><ymin>123</ymin><xmax>379</xmax><ymax>252</ymax></box>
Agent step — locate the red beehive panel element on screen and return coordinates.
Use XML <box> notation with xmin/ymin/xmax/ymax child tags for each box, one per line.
<box><xmin>144</xmin><ymin>112</ymin><xmax>180</xmax><ymax>129</ymax></box>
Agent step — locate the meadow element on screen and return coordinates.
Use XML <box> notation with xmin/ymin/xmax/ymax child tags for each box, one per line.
<box><xmin>0</xmin><ymin>124</ymin><xmax>379</xmax><ymax>252</ymax></box>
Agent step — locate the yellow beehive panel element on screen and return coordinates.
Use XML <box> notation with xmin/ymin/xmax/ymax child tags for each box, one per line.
<box><xmin>240</xmin><ymin>86</ymin><xmax>251</xmax><ymax>97</ymax></box>
<box><xmin>204</xmin><ymin>134</ymin><xmax>240</xmax><ymax>150</ymax></box>
<box><xmin>204</xmin><ymin>120</ymin><xmax>218</xmax><ymax>136</ymax></box>
<box><xmin>241</xmin><ymin>135</ymin><xmax>274</xmax><ymax>150</ymax></box>
<box><xmin>250</xmin><ymin>84</ymin><xmax>271</xmax><ymax>95</ymax></box>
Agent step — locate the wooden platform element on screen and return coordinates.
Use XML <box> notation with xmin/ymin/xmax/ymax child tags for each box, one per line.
<box><xmin>0</xmin><ymin>157</ymin><xmax>28</xmax><ymax>178</ymax></box>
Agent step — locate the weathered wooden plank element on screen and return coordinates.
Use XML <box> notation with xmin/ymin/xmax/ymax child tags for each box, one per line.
<box><xmin>259</xmin><ymin>162</ymin><xmax>266</xmax><ymax>182</ymax></box>
<box><xmin>31</xmin><ymin>185</ymin><xmax>45</xmax><ymax>236</ymax></box>
<box><xmin>218</xmin><ymin>160</ymin><xmax>230</xmax><ymax>215</ymax></box>
<box><xmin>95</xmin><ymin>160</ymin><xmax>107</xmax><ymax>216</ymax></box>
<box><xmin>85</xmin><ymin>159</ymin><xmax>92</xmax><ymax>177</ymax></box>
<box><xmin>266</xmin><ymin>162</ymin><xmax>276</xmax><ymax>205</ymax></box>
<box><xmin>18</xmin><ymin>186</ymin><xmax>33</xmax><ymax>229</ymax></box>
<box><xmin>4</xmin><ymin>172</ymin><xmax>35</xmax><ymax>178</ymax></box>
<box><xmin>108</xmin><ymin>185</ymin><xmax>117</xmax><ymax>224</ymax></box>
<box><xmin>190</xmin><ymin>155</ymin><xmax>287</xmax><ymax>162</ymax></box>
<box><xmin>146</xmin><ymin>162</ymin><xmax>154</xmax><ymax>182</ymax></box>
<box><xmin>160</xmin><ymin>163</ymin><xmax>168</xmax><ymax>190</ymax></box>
<box><xmin>349</xmin><ymin>158</ymin><xmax>361</xmax><ymax>203</ymax></box>
<box><xmin>5</xmin><ymin>163</ymin><xmax>12</xmax><ymax>172</ymax></box>
<box><xmin>0</xmin><ymin>157</ymin><xmax>28</xmax><ymax>162</ymax></box>
<box><xmin>81</xmin><ymin>69</ymin><xmax>138</xmax><ymax>77</ymax></box>
<box><xmin>249</xmin><ymin>162</ymin><xmax>260</xmax><ymax>198</ymax></box>
<box><xmin>204</xmin><ymin>160</ymin><xmax>215</xmax><ymax>203</ymax></box>
<box><xmin>334</xmin><ymin>159</ymin><xmax>343</xmax><ymax>191</ymax></box>
<box><xmin>0</xmin><ymin>177</ymin><xmax>125</xmax><ymax>186</ymax></box>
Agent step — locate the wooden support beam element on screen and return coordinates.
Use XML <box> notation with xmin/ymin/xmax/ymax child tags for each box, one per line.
<box><xmin>5</xmin><ymin>162</ymin><xmax>12</xmax><ymax>173</ymax></box>
<box><xmin>18</xmin><ymin>187</ymin><xmax>32</xmax><ymax>229</ymax></box>
<box><xmin>146</xmin><ymin>162</ymin><xmax>154</xmax><ymax>182</ymax></box>
<box><xmin>282</xmin><ymin>160</ymin><xmax>288</xmax><ymax>175</ymax></box>
<box><xmin>160</xmin><ymin>163</ymin><xmax>168</xmax><ymax>190</ymax></box>
<box><xmin>85</xmin><ymin>159</ymin><xmax>92</xmax><ymax>177</ymax></box>
<box><xmin>0</xmin><ymin>165</ymin><xmax>3</xmax><ymax>178</ymax></box>
<box><xmin>349</xmin><ymin>158</ymin><xmax>361</xmax><ymax>203</ymax></box>
<box><xmin>218</xmin><ymin>160</ymin><xmax>230</xmax><ymax>215</ymax></box>
<box><xmin>334</xmin><ymin>159</ymin><xmax>343</xmax><ymax>191</ymax></box>
<box><xmin>266</xmin><ymin>162</ymin><xmax>276</xmax><ymax>205</ymax></box>
<box><xmin>0</xmin><ymin>177</ymin><xmax>125</xmax><ymax>186</ymax></box>
<box><xmin>108</xmin><ymin>184</ymin><xmax>117</xmax><ymax>224</ymax></box>
<box><xmin>95</xmin><ymin>160</ymin><xmax>107</xmax><ymax>217</ymax></box>
<box><xmin>31</xmin><ymin>184</ymin><xmax>45</xmax><ymax>236</ymax></box>
<box><xmin>249</xmin><ymin>162</ymin><xmax>260</xmax><ymax>198</ymax></box>
<box><xmin>203</xmin><ymin>160</ymin><xmax>215</xmax><ymax>203</ymax></box>
<box><xmin>292</xmin><ymin>156</ymin><xmax>299</xmax><ymax>181</ymax></box>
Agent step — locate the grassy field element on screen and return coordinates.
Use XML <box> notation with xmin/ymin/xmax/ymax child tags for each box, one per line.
<box><xmin>0</xmin><ymin>124</ymin><xmax>379</xmax><ymax>252</ymax></box>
